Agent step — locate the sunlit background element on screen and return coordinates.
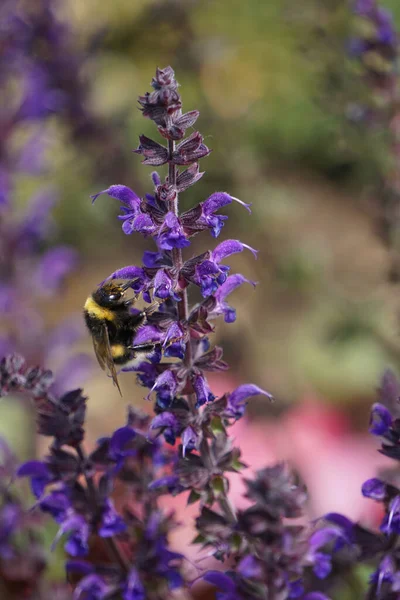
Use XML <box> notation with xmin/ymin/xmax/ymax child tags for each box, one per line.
<box><xmin>2</xmin><ymin>0</ymin><xmax>400</xmax><ymax>595</ymax></box>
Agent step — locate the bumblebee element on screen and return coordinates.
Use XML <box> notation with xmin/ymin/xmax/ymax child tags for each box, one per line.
<box><xmin>84</xmin><ymin>280</ymin><xmax>159</xmax><ymax>395</ymax></box>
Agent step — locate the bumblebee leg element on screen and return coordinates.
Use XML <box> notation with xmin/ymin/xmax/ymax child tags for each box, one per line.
<box><xmin>129</xmin><ymin>342</ymin><xmax>161</xmax><ymax>354</ymax></box>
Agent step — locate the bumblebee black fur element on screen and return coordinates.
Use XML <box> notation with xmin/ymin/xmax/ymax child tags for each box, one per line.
<box><xmin>83</xmin><ymin>281</ymin><xmax>158</xmax><ymax>394</ymax></box>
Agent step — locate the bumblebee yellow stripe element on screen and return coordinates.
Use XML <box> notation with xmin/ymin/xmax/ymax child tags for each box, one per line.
<box><xmin>111</xmin><ymin>344</ymin><xmax>125</xmax><ymax>358</ymax></box>
<box><xmin>84</xmin><ymin>297</ymin><xmax>115</xmax><ymax>321</ymax></box>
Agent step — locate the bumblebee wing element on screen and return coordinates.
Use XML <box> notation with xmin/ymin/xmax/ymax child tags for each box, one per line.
<box><xmin>92</xmin><ymin>325</ymin><xmax>122</xmax><ymax>397</ymax></box>
<box><xmin>92</xmin><ymin>333</ymin><xmax>106</xmax><ymax>371</ymax></box>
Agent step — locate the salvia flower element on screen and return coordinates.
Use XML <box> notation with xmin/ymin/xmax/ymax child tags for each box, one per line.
<box><xmin>308</xmin><ymin>370</ymin><xmax>400</xmax><ymax>598</ymax></box>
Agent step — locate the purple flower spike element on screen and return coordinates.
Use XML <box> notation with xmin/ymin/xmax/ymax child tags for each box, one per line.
<box><xmin>369</xmin><ymin>402</ymin><xmax>392</xmax><ymax>435</ymax></box>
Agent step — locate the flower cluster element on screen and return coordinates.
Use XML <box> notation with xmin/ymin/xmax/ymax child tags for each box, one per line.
<box><xmin>306</xmin><ymin>370</ymin><xmax>400</xmax><ymax>599</ymax></box>
<box><xmin>0</xmin><ymin>353</ymin><xmax>182</xmax><ymax>599</ymax></box>
<box><xmin>203</xmin><ymin>464</ymin><xmax>329</xmax><ymax>600</ymax></box>
<box><xmin>91</xmin><ymin>66</ymin><xmax>272</xmax><ymax>509</ymax></box>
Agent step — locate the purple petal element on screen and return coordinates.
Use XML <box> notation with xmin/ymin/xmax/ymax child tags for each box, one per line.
<box><xmin>17</xmin><ymin>460</ymin><xmax>49</xmax><ymax>478</ymax></box>
<box><xmin>192</xmin><ymin>373</ymin><xmax>215</xmax><ymax>407</ymax></box>
<box><xmin>238</xmin><ymin>555</ymin><xmax>262</xmax><ymax>579</ymax></box>
<box><xmin>323</xmin><ymin>513</ymin><xmax>354</xmax><ymax>536</ymax></box>
<box><xmin>103</xmin><ymin>266</ymin><xmax>144</xmax><ymax>284</ymax></box>
<box><xmin>131</xmin><ymin>213</ymin><xmax>155</xmax><ymax>235</ymax></box>
<box><xmin>91</xmin><ymin>185</ymin><xmax>140</xmax><ymax>208</ymax></box>
<box><xmin>182</xmin><ymin>426</ymin><xmax>198</xmax><ymax>456</ymax></box>
<box><xmin>203</xmin><ymin>192</ymin><xmax>251</xmax><ymax>216</ymax></box>
<box><xmin>362</xmin><ymin>478</ymin><xmax>386</xmax><ymax>500</ymax></box>
<box><xmin>151</xmin><ymin>413</ymin><xmax>179</xmax><ymax>430</ymax></box>
<box><xmin>150</xmin><ymin>370</ymin><xmax>177</xmax><ymax>400</ymax></box>
<box><xmin>122</xmin><ymin>218</ymin><xmax>134</xmax><ymax>235</ymax></box>
<box><xmin>154</xmin><ymin>269</ymin><xmax>174</xmax><ymax>299</ymax></box>
<box><xmin>310</xmin><ymin>551</ymin><xmax>332</xmax><ymax>579</ymax></box>
<box><xmin>202</xmin><ymin>192</ymin><xmax>232</xmax><ymax>215</ymax></box>
<box><xmin>142</xmin><ymin>251</ymin><xmax>165</xmax><ymax>268</ymax></box>
<box><xmin>64</xmin><ymin>529</ymin><xmax>90</xmax><ymax>557</ymax></box>
<box><xmin>211</xmin><ymin>239</ymin><xmax>258</xmax><ymax>263</ymax></box>
<box><xmin>203</xmin><ymin>571</ymin><xmax>236</xmax><ymax>592</ymax></box>
<box><xmin>163</xmin><ymin>322</ymin><xmax>184</xmax><ymax>346</ymax></box>
<box><xmin>309</xmin><ymin>527</ymin><xmax>342</xmax><ymax>550</ymax></box>
<box><xmin>133</xmin><ymin>325</ymin><xmax>164</xmax><ymax>345</ymax></box>
<box><xmin>124</xmin><ymin>568</ymin><xmax>145</xmax><ymax>600</ymax></box>
<box><xmin>369</xmin><ymin>403</ymin><xmax>392</xmax><ymax>435</ymax></box>
<box><xmin>110</xmin><ymin>427</ymin><xmax>136</xmax><ymax>455</ymax></box>
<box><xmin>215</xmin><ymin>274</ymin><xmax>256</xmax><ymax>302</ymax></box>
<box><xmin>229</xmin><ymin>384</ymin><xmax>273</xmax><ymax>407</ymax></box>
<box><xmin>74</xmin><ymin>573</ymin><xmax>108</xmax><ymax>598</ymax></box>
<box><xmin>289</xmin><ymin>579</ymin><xmax>304</xmax><ymax>598</ymax></box>
<box><xmin>98</xmin><ymin>500</ymin><xmax>126</xmax><ymax>537</ymax></box>
<box><xmin>151</xmin><ymin>171</ymin><xmax>161</xmax><ymax>186</ymax></box>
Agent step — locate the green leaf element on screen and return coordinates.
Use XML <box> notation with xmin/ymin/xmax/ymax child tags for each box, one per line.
<box><xmin>210</xmin><ymin>415</ymin><xmax>226</xmax><ymax>436</ymax></box>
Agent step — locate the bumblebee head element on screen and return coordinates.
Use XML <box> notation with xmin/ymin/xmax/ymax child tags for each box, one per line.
<box><xmin>93</xmin><ymin>281</ymin><xmax>134</xmax><ymax>308</ymax></box>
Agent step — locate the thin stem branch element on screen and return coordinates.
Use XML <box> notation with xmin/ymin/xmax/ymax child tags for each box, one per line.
<box><xmin>76</xmin><ymin>445</ymin><xmax>130</xmax><ymax>573</ymax></box>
